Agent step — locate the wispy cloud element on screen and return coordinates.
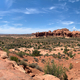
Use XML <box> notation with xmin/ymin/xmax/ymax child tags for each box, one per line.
<box><xmin>61</xmin><ymin>21</ymin><xmax>74</xmax><ymax>25</ymax></box>
<box><xmin>0</xmin><ymin>25</ymin><xmax>56</xmax><ymax>34</ymax></box>
<box><xmin>0</xmin><ymin>8</ymin><xmax>45</xmax><ymax>16</ymax></box>
<box><xmin>5</xmin><ymin>0</ymin><xmax>15</xmax><ymax>8</ymax></box>
<box><xmin>12</xmin><ymin>16</ymin><xmax>23</xmax><ymax>20</ymax></box>
<box><xmin>1</xmin><ymin>21</ymin><xmax>9</xmax><ymax>23</ymax></box>
<box><xmin>75</xmin><ymin>10</ymin><xmax>80</xmax><ymax>14</ymax></box>
<box><xmin>56</xmin><ymin>2</ymin><xmax>68</xmax><ymax>11</ymax></box>
<box><xmin>24</xmin><ymin>8</ymin><xmax>44</xmax><ymax>14</ymax></box>
<box><xmin>48</xmin><ymin>23</ymin><xmax>54</xmax><ymax>25</ymax></box>
<box><xmin>13</xmin><ymin>24</ymin><xmax>23</xmax><ymax>26</ymax></box>
<box><xmin>49</xmin><ymin>6</ymin><xmax>55</xmax><ymax>10</ymax></box>
<box><xmin>69</xmin><ymin>0</ymin><xmax>79</xmax><ymax>3</ymax></box>
<box><xmin>59</xmin><ymin>0</ymin><xmax>79</xmax><ymax>3</ymax></box>
<box><xmin>0</xmin><ymin>17</ymin><xmax>2</xmax><ymax>19</ymax></box>
<box><xmin>49</xmin><ymin>2</ymin><xmax>68</xmax><ymax>11</ymax></box>
<box><xmin>72</xmin><ymin>26</ymin><xmax>80</xmax><ymax>31</ymax></box>
<box><xmin>0</xmin><ymin>10</ymin><xmax>11</xmax><ymax>16</ymax></box>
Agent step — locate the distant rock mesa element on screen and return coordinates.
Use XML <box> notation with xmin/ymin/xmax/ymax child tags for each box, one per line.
<box><xmin>32</xmin><ymin>28</ymin><xmax>80</xmax><ymax>37</ymax></box>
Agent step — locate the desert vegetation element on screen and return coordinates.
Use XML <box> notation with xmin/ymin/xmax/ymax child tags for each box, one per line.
<box><xmin>0</xmin><ymin>32</ymin><xmax>80</xmax><ymax>80</ymax></box>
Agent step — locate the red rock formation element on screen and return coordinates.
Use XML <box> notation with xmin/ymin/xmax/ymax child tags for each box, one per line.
<box><xmin>32</xmin><ymin>28</ymin><xmax>80</xmax><ymax>37</ymax></box>
<box><xmin>0</xmin><ymin>50</ymin><xmax>60</xmax><ymax>80</ymax></box>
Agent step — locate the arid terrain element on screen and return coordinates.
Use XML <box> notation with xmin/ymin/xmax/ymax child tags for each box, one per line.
<box><xmin>0</xmin><ymin>28</ymin><xmax>80</xmax><ymax>80</ymax></box>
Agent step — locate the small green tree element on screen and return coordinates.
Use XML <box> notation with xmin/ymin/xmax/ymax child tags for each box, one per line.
<box><xmin>32</xmin><ymin>50</ymin><xmax>41</xmax><ymax>56</ymax></box>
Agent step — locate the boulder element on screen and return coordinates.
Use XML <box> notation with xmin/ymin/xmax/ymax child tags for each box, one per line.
<box><xmin>0</xmin><ymin>51</ymin><xmax>8</xmax><ymax>59</ymax></box>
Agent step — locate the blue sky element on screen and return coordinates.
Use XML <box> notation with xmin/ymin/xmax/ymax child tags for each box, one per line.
<box><xmin>0</xmin><ymin>0</ymin><xmax>80</xmax><ymax>34</ymax></box>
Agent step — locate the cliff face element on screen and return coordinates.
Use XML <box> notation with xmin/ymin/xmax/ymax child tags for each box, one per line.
<box><xmin>32</xmin><ymin>28</ymin><xmax>80</xmax><ymax>37</ymax></box>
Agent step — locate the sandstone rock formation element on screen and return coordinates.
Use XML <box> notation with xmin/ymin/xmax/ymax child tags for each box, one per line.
<box><xmin>32</xmin><ymin>28</ymin><xmax>80</xmax><ymax>37</ymax></box>
<box><xmin>0</xmin><ymin>50</ymin><xmax>60</xmax><ymax>80</ymax></box>
<box><xmin>33</xmin><ymin>74</ymin><xmax>60</xmax><ymax>80</ymax></box>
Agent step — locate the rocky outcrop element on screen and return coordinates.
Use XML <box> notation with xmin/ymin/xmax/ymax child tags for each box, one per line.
<box><xmin>32</xmin><ymin>28</ymin><xmax>80</xmax><ymax>37</ymax></box>
<box><xmin>33</xmin><ymin>74</ymin><xmax>60</xmax><ymax>80</ymax></box>
<box><xmin>0</xmin><ymin>50</ymin><xmax>60</xmax><ymax>80</ymax></box>
<box><xmin>0</xmin><ymin>51</ymin><xmax>8</xmax><ymax>59</ymax></box>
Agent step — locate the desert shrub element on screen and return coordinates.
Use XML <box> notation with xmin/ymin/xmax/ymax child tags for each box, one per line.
<box><xmin>10</xmin><ymin>56</ymin><xmax>18</xmax><ymax>63</ymax></box>
<box><xmin>38</xmin><ymin>46</ymin><xmax>40</xmax><ymax>49</ymax></box>
<box><xmin>33</xmin><ymin>57</ymin><xmax>38</xmax><ymax>62</ymax></box>
<box><xmin>23</xmin><ymin>58</ymin><xmax>28</xmax><ymax>62</ymax></box>
<box><xmin>73</xmin><ymin>49</ymin><xmax>76</xmax><ymax>52</ymax></box>
<box><xmin>41</xmin><ymin>59</ymin><xmax>46</xmax><ymax>63</ymax></box>
<box><xmin>52</xmin><ymin>53</ymin><xmax>57</xmax><ymax>58</ymax></box>
<box><xmin>31</xmin><ymin>50</ymin><xmax>41</xmax><ymax>56</ymax></box>
<box><xmin>51</xmin><ymin>59</ymin><xmax>54</xmax><ymax>63</ymax></box>
<box><xmin>65</xmin><ymin>57</ymin><xmax>69</xmax><ymax>60</ymax></box>
<box><xmin>63</xmin><ymin>47</ymin><xmax>69</xmax><ymax>54</ymax></box>
<box><xmin>77</xmin><ymin>44</ymin><xmax>80</xmax><ymax>46</ymax></box>
<box><xmin>36</xmin><ymin>65</ymin><xmax>43</xmax><ymax>72</ymax></box>
<box><xmin>69</xmin><ymin>63</ymin><xmax>73</xmax><ymax>70</ymax></box>
<box><xmin>44</xmin><ymin>53</ymin><xmax>49</xmax><ymax>56</ymax></box>
<box><xmin>57</xmin><ymin>55</ymin><xmax>61</xmax><ymax>59</ymax></box>
<box><xmin>29</xmin><ymin>63</ymin><xmax>37</xmax><ymax>68</ymax></box>
<box><xmin>15</xmin><ymin>48</ymin><xmax>20</xmax><ymax>51</ymax></box>
<box><xmin>61</xmin><ymin>48</ymin><xmax>63</xmax><ymax>50</ymax></box>
<box><xmin>44</xmin><ymin>61</ymin><xmax>68</xmax><ymax>80</ymax></box>
<box><xmin>18</xmin><ymin>52</ymin><xmax>24</xmax><ymax>57</ymax></box>
<box><xmin>68</xmin><ymin>51</ymin><xmax>73</xmax><ymax>58</ymax></box>
<box><xmin>58</xmin><ymin>52</ymin><xmax>61</xmax><ymax>55</ymax></box>
<box><xmin>19</xmin><ymin>60</ymin><xmax>27</xmax><ymax>69</ymax></box>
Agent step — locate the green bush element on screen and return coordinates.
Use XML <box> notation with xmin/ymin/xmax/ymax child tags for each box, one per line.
<box><xmin>36</xmin><ymin>65</ymin><xmax>43</xmax><ymax>72</ymax></box>
<box><xmin>69</xmin><ymin>63</ymin><xmax>73</xmax><ymax>70</ymax></box>
<box><xmin>29</xmin><ymin>63</ymin><xmax>37</xmax><ymax>68</ymax></box>
<box><xmin>23</xmin><ymin>58</ymin><xmax>28</xmax><ymax>62</ymax></box>
<box><xmin>19</xmin><ymin>60</ymin><xmax>27</xmax><ymax>69</ymax></box>
<box><xmin>18</xmin><ymin>52</ymin><xmax>24</xmax><ymax>57</ymax></box>
<box><xmin>65</xmin><ymin>57</ymin><xmax>69</xmax><ymax>60</ymax></box>
<box><xmin>34</xmin><ymin>57</ymin><xmax>38</xmax><ymax>62</ymax></box>
<box><xmin>10</xmin><ymin>56</ymin><xmax>18</xmax><ymax>63</ymax></box>
<box><xmin>63</xmin><ymin>47</ymin><xmax>69</xmax><ymax>54</ymax></box>
<box><xmin>44</xmin><ymin>61</ymin><xmax>68</xmax><ymax>80</ymax></box>
<box><xmin>44</xmin><ymin>53</ymin><xmax>49</xmax><ymax>56</ymax></box>
<box><xmin>32</xmin><ymin>50</ymin><xmax>41</xmax><ymax>56</ymax></box>
<box><xmin>69</xmin><ymin>51</ymin><xmax>73</xmax><ymax>58</ymax></box>
<box><xmin>51</xmin><ymin>59</ymin><xmax>54</xmax><ymax>63</ymax></box>
<box><xmin>41</xmin><ymin>59</ymin><xmax>46</xmax><ymax>63</ymax></box>
<box><xmin>61</xmin><ymin>48</ymin><xmax>63</xmax><ymax>50</ymax></box>
<box><xmin>77</xmin><ymin>44</ymin><xmax>80</xmax><ymax>46</ymax></box>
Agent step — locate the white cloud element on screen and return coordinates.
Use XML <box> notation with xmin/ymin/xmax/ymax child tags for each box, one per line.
<box><xmin>12</xmin><ymin>16</ymin><xmax>23</xmax><ymax>20</ymax></box>
<box><xmin>0</xmin><ymin>17</ymin><xmax>2</xmax><ymax>19</ymax></box>
<box><xmin>72</xmin><ymin>26</ymin><xmax>80</xmax><ymax>31</ymax></box>
<box><xmin>49</xmin><ymin>7</ymin><xmax>55</xmax><ymax>10</ymax></box>
<box><xmin>13</xmin><ymin>24</ymin><xmax>23</xmax><ymax>26</ymax></box>
<box><xmin>24</xmin><ymin>8</ymin><xmax>44</xmax><ymax>14</ymax></box>
<box><xmin>48</xmin><ymin>23</ymin><xmax>54</xmax><ymax>25</ymax></box>
<box><xmin>5</xmin><ymin>0</ymin><xmax>15</xmax><ymax>8</ymax></box>
<box><xmin>0</xmin><ymin>11</ymin><xmax>11</xmax><ymax>16</ymax></box>
<box><xmin>61</xmin><ymin>21</ymin><xmax>74</xmax><ymax>25</ymax></box>
<box><xmin>75</xmin><ymin>10</ymin><xmax>80</xmax><ymax>14</ymax></box>
<box><xmin>69</xmin><ymin>0</ymin><xmax>79</xmax><ymax>3</ymax></box>
<box><xmin>54</xmin><ymin>2</ymin><xmax>68</xmax><ymax>11</ymax></box>
<box><xmin>59</xmin><ymin>0</ymin><xmax>79</xmax><ymax>3</ymax></box>
<box><xmin>1</xmin><ymin>21</ymin><xmax>9</xmax><ymax>23</ymax></box>
<box><xmin>72</xmin><ymin>26</ymin><xmax>77</xmax><ymax>30</ymax></box>
<box><xmin>0</xmin><ymin>8</ymin><xmax>45</xmax><ymax>16</ymax></box>
<box><xmin>0</xmin><ymin>24</ymin><xmax>58</xmax><ymax>34</ymax></box>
